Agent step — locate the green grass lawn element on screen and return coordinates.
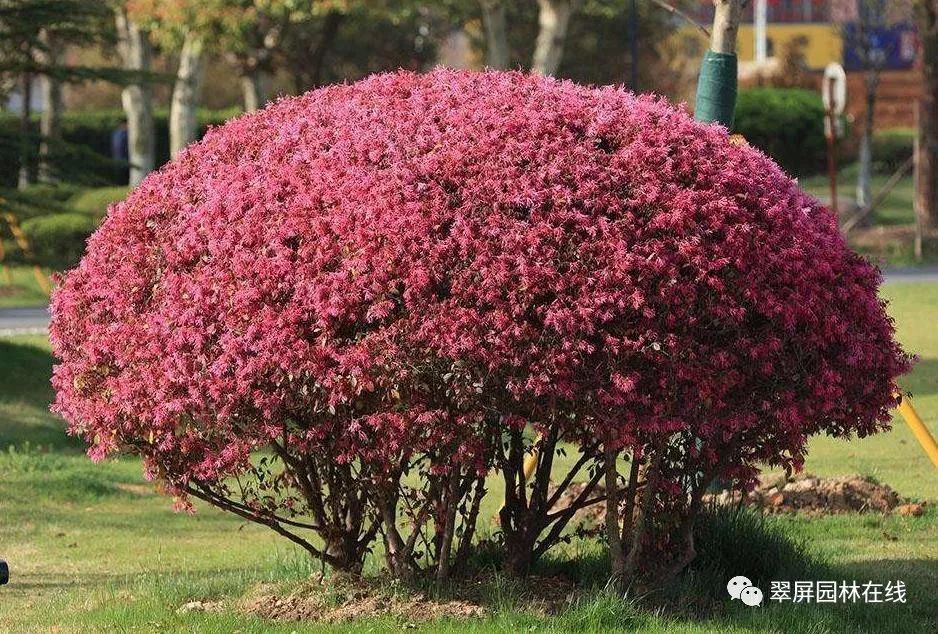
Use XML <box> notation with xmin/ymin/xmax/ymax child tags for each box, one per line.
<box><xmin>798</xmin><ymin>165</ymin><xmax>938</xmax><ymax>267</ymax></box>
<box><xmin>0</xmin><ymin>283</ymin><xmax>936</xmax><ymax>632</ymax></box>
<box><xmin>0</xmin><ymin>185</ymin><xmax>127</xmax><ymax>308</ymax></box>
<box><xmin>0</xmin><ymin>266</ymin><xmax>51</xmax><ymax>309</ymax></box>
<box><xmin>799</xmin><ymin>163</ymin><xmax>915</xmax><ymax>229</ymax></box>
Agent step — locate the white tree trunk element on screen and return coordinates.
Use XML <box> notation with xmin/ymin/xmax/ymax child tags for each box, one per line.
<box><xmin>115</xmin><ymin>8</ymin><xmax>155</xmax><ymax>187</ymax></box>
<box><xmin>480</xmin><ymin>0</ymin><xmax>509</xmax><ymax>69</ymax></box>
<box><xmin>532</xmin><ymin>0</ymin><xmax>577</xmax><ymax>76</ymax></box>
<box><xmin>241</xmin><ymin>68</ymin><xmax>270</xmax><ymax>112</ymax></box>
<box><xmin>710</xmin><ymin>0</ymin><xmax>744</xmax><ymax>54</ymax></box>
<box><xmin>38</xmin><ymin>29</ymin><xmax>62</xmax><ymax>183</ymax></box>
<box><xmin>170</xmin><ymin>32</ymin><xmax>206</xmax><ymax>159</ymax></box>
<box><xmin>857</xmin><ymin>71</ymin><xmax>880</xmax><ymax>208</ymax></box>
<box><xmin>17</xmin><ymin>73</ymin><xmax>32</xmax><ymax>190</ymax></box>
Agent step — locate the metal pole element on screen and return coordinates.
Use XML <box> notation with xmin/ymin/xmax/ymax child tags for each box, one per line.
<box><xmin>755</xmin><ymin>0</ymin><xmax>767</xmax><ymax>64</ymax></box>
<box><xmin>826</xmin><ymin>75</ymin><xmax>839</xmax><ymax>220</ymax></box>
<box><xmin>897</xmin><ymin>394</ymin><xmax>938</xmax><ymax>469</ymax></box>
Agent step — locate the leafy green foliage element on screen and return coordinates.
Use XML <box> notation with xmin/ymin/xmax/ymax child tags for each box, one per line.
<box><xmin>687</xmin><ymin>505</ymin><xmax>822</xmax><ymax>600</ymax></box>
<box><xmin>0</xmin><ymin>108</ymin><xmax>238</xmax><ymax>187</ymax></box>
<box><xmin>733</xmin><ymin>88</ymin><xmax>826</xmax><ymax>177</ymax></box>
<box><xmin>872</xmin><ymin>128</ymin><xmax>914</xmax><ymax>175</ymax></box>
<box><xmin>19</xmin><ymin>212</ymin><xmax>96</xmax><ymax>269</ymax></box>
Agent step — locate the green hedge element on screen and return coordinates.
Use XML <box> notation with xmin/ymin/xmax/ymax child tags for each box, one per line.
<box><xmin>16</xmin><ymin>212</ymin><xmax>97</xmax><ymax>270</ymax></box>
<box><xmin>872</xmin><ymin>129</ymin><xmax>914</xmax><ymax>175</ymax></box>
<box><xmin>67</xmin><ymin>186</ymin><xmax>130</xmax><ymax>219</ymax></box>
<box><xmin>733</xmin><ymin>88</ymin><xmax>827</xmax><ymax>177</ymax></box>
<box><xmin>0</xmin><ymin>108</ymin><xmax>240</xmax><ymax>187</ymax></box>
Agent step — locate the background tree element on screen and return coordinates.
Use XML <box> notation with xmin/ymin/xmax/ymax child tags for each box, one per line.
<box><xmin>837</xmin><ymin>0</ymin><xmax>911</xmax><ymax>208</ymax></box>
<box><xmin>36</xmin><ymin>28</ymin><xmax>61</xmax><ymax>183</ymax></box>
<box><xmin>465</xmin><ymin>0</ymin><xmax>676</xmax><ymax>87</ymax></box>
<box><xmin>479</xmin><ymin>0</ymin><xmax>508</xmax><ymax>68</ymax></box>
<box><xmin>0</xmin><ymin>0</ymin><xmax>115</xmax><ymax>187</ymax></box>
<box><xmin>277</xmin><ymin>1</ymin><xmax>437</xmax><ymax>93</ymax></box>
<box><xmin>209</xmin><ymin>0</ymin><xmax>301</xmax><ymax>111</ymax></box>
<box><xmin>114</xmin><ymin>3</ymin><xmax>155</xmax><ymax>186</ymax></box>
<box><xmin>531</xmin><ymin>0</ymin><xmax>580</xmax><ymax>76</ymax></box>
<box><xmin>915</xmin><ymin>0</ymin><xmax>938</xmax><ymax>236</ymax></box>
<box><xmin>127</xmin><ymin>0</ymin><xmax>211</xmax><ymax>158</ymax></box>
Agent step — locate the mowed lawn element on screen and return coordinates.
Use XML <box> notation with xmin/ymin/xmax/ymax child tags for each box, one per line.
<box><xmin>0</xmin><ymin>283</ymin><xmax>936</xmax><ymax>632</ymax></box>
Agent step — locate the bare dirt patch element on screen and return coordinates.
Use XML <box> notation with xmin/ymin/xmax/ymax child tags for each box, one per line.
<box><xmin>553</xmin><ymin>474</ymin><xmax>920</xmax><ymax>524</ymax></box>
<box><xmin>241</xmin><ymin>575</ymin><xmax>485</xmax><ymax>624</ymax></box>
<box><xmin>239</xmin><ymin>571</ymin><xmax>578</xmax><ymax>624</ymax></box>
<box><xmin>704</xmin><ymin>474</ymin><xmax>911</xmax><ymax>516</ymax></box>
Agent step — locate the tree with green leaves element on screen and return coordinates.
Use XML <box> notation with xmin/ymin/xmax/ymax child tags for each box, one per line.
<box><xmin>915</xmin><ymin>0</ymin><xmax>938</xmax><ymax>239</ymax></box>
<box><xmin>114</xmin><ymin>2</ymin><xmax>156</xmax><ymax>186</ymax></box>
<box><xmin>127</xmin><ymin>0</ymin><xmax>209</xmax><ymax>158</ymax></box>
<box><xmin>469</xmin><ymin>0</ymin><xmax>678</xmax><ymax>88</ymax></box>
<box><xmin>0</xmin><ymin>0</ymin><xmax>115</xmax><ymax>187</ymax></box>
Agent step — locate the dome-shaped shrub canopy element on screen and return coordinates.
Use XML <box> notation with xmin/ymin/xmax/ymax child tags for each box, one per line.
<box><xmin>50</xmin><ymin>70</ymin><xmax>909</xmax><ymax>576</ymax></box>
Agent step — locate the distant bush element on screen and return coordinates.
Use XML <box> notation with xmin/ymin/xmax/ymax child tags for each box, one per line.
<box><xmin>733</xmin><ymin>88</ymin><xmax>826</xmax><ymax>177</ymax></box>
<box><xmin>20</xmin><ymin>213</ymin><xmax>96</xmax><ymax>269</ymax></box>
<box><xmin>0</xmin><ymin>184</ymin><xmax>73</xmax><ymax>221</ymax></box>
<box><xmin>67</xmin><ymin>186</ymin><xmax>130</xmax><ymax>219</ymax></box>
<box><xmin>872</xmin><ymin>129</ymin><xmax>914</xmax><ymax>175</ymax></box>
<box><xmin>0</xmin><ymin>108</ymin><xmax>240</xmax><ymax>187</ymax></box>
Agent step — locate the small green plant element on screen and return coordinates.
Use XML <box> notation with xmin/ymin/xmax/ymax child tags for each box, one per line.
<box><xmin>684</xmin><ymin>505</ymin><xmax>824</xmax><ymax>602</ymax></box>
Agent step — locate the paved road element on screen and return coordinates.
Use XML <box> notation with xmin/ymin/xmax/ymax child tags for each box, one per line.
<box><xmin>0</xmin><ymin>306</ymin><xmax>49</xmax><ymax>336</ymax></box>
<box><xmin>0</xmin><ymin>267</ymin><xmax>936</xmax><ymax>336</ymax></box>
<box><xmin>884</xmin><ymin>266</ymin><xmax>938</xmax><ymax>284</ymax></box>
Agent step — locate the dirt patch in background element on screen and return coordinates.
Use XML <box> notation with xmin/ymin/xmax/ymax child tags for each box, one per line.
<box><xmin>554</xmin><ymin>473</ymin><xmax>924</xmax><ymax>525</ymax></box>
<box><xmin>703</xmin><ymin>473</ymin><xmax>917</xmax><ymax>516</ymax></box>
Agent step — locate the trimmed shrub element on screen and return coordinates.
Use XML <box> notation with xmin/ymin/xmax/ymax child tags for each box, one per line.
<box><xmin>50</xmin><ymin>70</ymin><xmax>910</xmax><ymax>584</ymax></box>
<box><xmin>733</xmin><ymin>88</ymin><xmax>826</xmax><ymax>177</ymax></box>
<box><xmin>20</xmin><ymin>213</ymin><xmax>97</xmax><ymax>270</ymax></box>
<box><xmin>67</xmin><ymin>186</ymin><xmax>131</xmax><ymax>219</ymax></box>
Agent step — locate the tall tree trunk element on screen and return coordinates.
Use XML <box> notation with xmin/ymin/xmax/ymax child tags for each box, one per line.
<box><xmin>170</xmin><ymin>32</ymin><xmax>206</xmax><ymax>159</ymax></box>
<box><xmin>915</xmin><ymin>0</ymin><xmax>938</xmax><ymax>233</ymax></box>
<box><xmin>710</xmin><ymin>0</ymin><xmax>744</xmax><ymax>54</ymax></box>
<box><xmin>115</xmin><ymin>8</ymin><xmax>155</xmax><ymax>187</ymax></box>
<box><xmin>480</xmin><ymin>0</ymin><xmax>509</xmax><ymax>69</ymax></box>
<box><xmin>695</xmin><ymin>0</ymin><xmax>743</xmax><ymax>126</ymax></box>
<box><xmin>603</xmin><ymin>445</ymin><xmax>625</xmax><ymax>585</ymax></box>
<box><xmin>532</xmin><ymin>0</ymin><xmax>577</xmax><ymax>76</ymax></box>
<box><xmin>306</xmin><ymin>10</ymin><xmax>344</xmax><ymax>90</ymax></box>
<box><xmin>857</xmin><ymin>70</ymin><xmax>879</xmax><ymax>208</ymax></box>
<box><xmin>18</xmin><ymin>72</ymin><xmax>33</xmax><ymax>190</ymax></box>
<box><xmin>38</xmin><ymin>30</ymin><xmax>62</xmax><ymax>184</ymax></box>
<box><xmin>241</xmin><ymin>66</ymin><xmax>270</xmax><ymax>112</ymax></box>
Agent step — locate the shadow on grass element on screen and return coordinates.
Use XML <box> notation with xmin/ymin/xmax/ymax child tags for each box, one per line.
<box><xmin>692</xmin><ymin>556</ymin><xmax>938</xmax><ymax>634</ymax></box>
<box><xmin>0</xmin><ymin>338</ymin><xmax>77</xmax><ymax>450</ymax></box>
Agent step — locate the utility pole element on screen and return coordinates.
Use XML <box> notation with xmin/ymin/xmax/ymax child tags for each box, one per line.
<box><xmin>754</xmin><ymin>0</ymin><xmax>768</xmax><ymax>64</ymax></box>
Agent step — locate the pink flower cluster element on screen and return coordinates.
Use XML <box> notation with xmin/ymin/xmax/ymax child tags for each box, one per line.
<box><xmin>50</xmin><ymin>69</ymin><xmax>909</xmax><ymax>519</ymax></box>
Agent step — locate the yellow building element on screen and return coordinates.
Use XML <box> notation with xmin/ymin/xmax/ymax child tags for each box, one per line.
<box><xmin>736</xmin><ymin>23</ymin><xmax>842</xmax><ymax>70</ymax></box>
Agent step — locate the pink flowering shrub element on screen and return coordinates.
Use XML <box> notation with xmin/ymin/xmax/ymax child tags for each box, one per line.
<box><xmin>51</xmin><ymin>69</ymin><xmax>910</xmax><ymax>582</ymax></box>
